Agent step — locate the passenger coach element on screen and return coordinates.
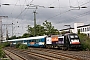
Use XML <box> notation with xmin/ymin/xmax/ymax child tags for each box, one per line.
<box><xmin>8</xmin><ymin>35</ymin><xmax>47</xmax><ymax>47</ymax></box>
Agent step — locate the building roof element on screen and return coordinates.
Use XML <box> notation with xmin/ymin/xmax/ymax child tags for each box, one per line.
<box><xmin>77</xmin><ymin>24</ymin><xmax>90</xmax><ymax>28</ymax></box>
<box><xmin>59</xmin><ymin>28</ymin><xmax>74</xmax><ymax>31</ymax></box>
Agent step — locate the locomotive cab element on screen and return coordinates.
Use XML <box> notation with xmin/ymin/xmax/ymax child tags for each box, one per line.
<box><xmin>64</xmin><ymin>33</ymin><xmax>81</xmax><ymax>50</ymax></box>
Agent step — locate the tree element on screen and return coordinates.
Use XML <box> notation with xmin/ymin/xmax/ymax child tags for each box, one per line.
<box><xmin>78</xmin><ymin>33</ymin><xmax>90</xmax><ymax>50</ymax></box>
<box><xmin>22</xmin><ymin>33</ymin><xmax>33</xmax><ymax>38</ymax></box>
<box><xmin>27</xmin><ymin>25</ymin><xmax>34</xmax><ymax>35</ymax></box>
<box><xmin>61</xmin><ymin>31</ymin><xmax>66</xmax><ymax>35</ymax></box>
<box><xmin>8</xmin><ymin>35</ymin><xmax>17</xmax><ymax>40</ymax></box>
<box><xmin>43</xmin><ymin>20</ymin><xmax>59</xmax><ymax>35</ymax></box>
<box><xmin>26</xmin><ymin>20</ymin><xmax>59</xmax><ymax>36</ymax></box>
<box><xmin>35</xmin><ymin>25</ymin><xmax>45</xmax><ymax>36</ymax></box>
<box><xmin>78</xmin><ymin>29</ymin><xmax>80</xmax><ymax>34</ymax></box>
<box><xmin>27</xmin><ymin>24</ymin><xmax>45</xmax><ymax>36</ymax></box>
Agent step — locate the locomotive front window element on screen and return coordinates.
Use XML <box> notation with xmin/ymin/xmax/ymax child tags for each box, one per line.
<box><xmin>70</xmin><ymin>35</ymin><xmax>79</xmax><ymax>39</ymax></box>
<box><xmin>70</xmin><ymin>35</ymin><xmax>74</xmax><ymax>38</ymax></box>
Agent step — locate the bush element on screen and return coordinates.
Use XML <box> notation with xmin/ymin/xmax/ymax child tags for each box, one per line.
<box><xmin>78</xmin><ymin>33</ymin><xmax>90</xmax><ymax>51</ymax></box>
<box><xmin>16</xmin><ymin>43</ymin><xmax>21</xmax><ymax>48</ymax></box>
<box><xmin>0</xmin><ymin>42</ymin><xmax>10</xmax><ymax>48</ymax></box>
<box><xmin>19</xmin><ymin>44</ymin><xmax>28</xmax><ymax>49</ymax></box>
<box><xmin>0</xmin><ymin>48</ymin><xmax>5</xmax><ymax>58</ymax></box>
<box><xmin>3</xmin><ymin>42</ymin><xmax>10</xmax><ymax>47</ymax></box>
<box><xmin>0</xmin><ymin>42</ymin><xmax>10</xmax><ymax>58</ymax></box>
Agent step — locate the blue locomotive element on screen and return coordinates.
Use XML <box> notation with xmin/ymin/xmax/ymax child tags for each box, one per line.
<box><xmin>8</xmin><ymin>33</ymin><xmax>81</xmax><ymax>50</ymax></box>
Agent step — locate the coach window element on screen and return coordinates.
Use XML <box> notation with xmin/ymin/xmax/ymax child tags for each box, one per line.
<box><xmin>13</xmin><ymin>41</ymin><xmax>16</xmax><ymax>43</ymax></box>
<box><xmin>30</xmin><ymin>40</ymin><xmax>32</xmax><ymax>42</ymax></box>
<box><xmin>29</xmin><ymin>40</ymin><xmax>31</xmax><ymax>42</ymax></box>
<box><xmin>36</xmin><ymin>39</ymin><xmax>38</xmax><ymax>43</ymax></box>
<box><xmin>24</xmin><ymin>40</ymin><xmax>27</xmax><ymax>43</ymax></box>
<box><xmin>39</xmin><ymin>39</ymin><xmax>42</xmax><ymax>42</ymax></box>
<box><xmin>36</xmin><ymin>39</ymin><xmax>39</xmax><ymax>43</ymax></box>
<box><xmin>32</xmin><ymin>40</ymin><xmax>34</xmax><ymax>42</ymax></box>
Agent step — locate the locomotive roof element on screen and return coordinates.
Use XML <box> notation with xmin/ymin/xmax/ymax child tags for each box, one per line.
<box><xmin>8</xmin><ymin>35</ymin><xmax>47</xmax><ymax>42</ymax></box>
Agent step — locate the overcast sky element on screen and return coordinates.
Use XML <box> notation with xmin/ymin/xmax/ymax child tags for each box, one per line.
<box><xmin>0</xmin><ymin>0</ymin><xmax>90</xmax><ymax>37</ymax></box>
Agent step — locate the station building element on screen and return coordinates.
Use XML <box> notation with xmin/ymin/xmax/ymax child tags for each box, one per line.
<box><xmin>59</xmin><ymin>23</ymin><xmax>90</xmax><ymax>37</ymax></box>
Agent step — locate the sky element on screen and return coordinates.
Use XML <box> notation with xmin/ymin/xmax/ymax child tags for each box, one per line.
<box><xmin>0</xmin><ymin>0</ymin><xmax>90</xmax><ymax>37</ymax></box>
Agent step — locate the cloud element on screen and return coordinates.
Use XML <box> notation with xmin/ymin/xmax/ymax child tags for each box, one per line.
<box><xmin>0</xmin><ymin>0</ymin><xmax>90</xmax><ymax>37</ymax></box>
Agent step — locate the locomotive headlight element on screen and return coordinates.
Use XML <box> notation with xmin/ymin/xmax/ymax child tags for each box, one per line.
<box><xmin>70</xmin><ymin>39</ymin><xmax>80</xmax><ymax>44</ymax></box>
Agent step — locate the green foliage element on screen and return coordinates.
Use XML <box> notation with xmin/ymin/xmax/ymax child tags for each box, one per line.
<box><xmin>78</xmin><ymin>29</ymin><xmax>80</xmax><ymax>34</ymax></box>
<box><xmin>26</xmin><ymin>20</ymin><xmax>59</xmax><ymax>37</ymax></box>
<box><xmin>27</xmin><ymin>25</ymin><xmax>34</xmax><ymax>36</ymax></box>
<box><xmin>35</xmin><ymin>25</ymin><xmax>45</xmax><ymax>36</ymax></box>
<box><xmin>8</xmin><ymin>20</ymin><xmax>60</xmax><ymax>39</ymax></box>
<box><xmin>78</xmin><ymin>33</ymin><xmax>90</xmax><ymax>50</ymax></box>
<box><xmin>22</xmin><ymin>33</ymin><xmax>33</xmax><ymax>38</ymax></box>
<box><xmin>0</xmin><ymin>42</ymin><xmax>10</xmax><ymax>48</ymax></box>
<box><xmin>0</xmin><ymin>48</ymin><xmax>5</xmax><ymax>58</ymax></box>
<box><xmin>16</xmin><ymin>43</ymin><xmax>21</xmax><ymax>48</ymax></box>
<box><xmin>18</xmin><ymin>44</ymin><xmax>28</xmax><ymax>49</ymax></box>
<box><xmin>0</xmin><ymin>44</ymin><xmax>6</xmax><ymax>58</ymax></box>
<box><xmin>43</xmin><ymin>20</ymin><xmax>59</xmax><ymax>35</ymax></box>
<box><xmin>61</xmin><ymin>31</ymin><xmax>66</xmax><ymax>35</ymax></box>
<box><xmin>8</xmin><ymin>35</ymin><xmax>17</xmax><ymax>40</ymax></box>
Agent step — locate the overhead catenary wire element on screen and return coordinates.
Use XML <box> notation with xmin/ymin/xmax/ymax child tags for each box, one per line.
<box><xmin>10</xmin><ymin>0</ymin><xmax>20</xmax><ymax>19</ymax></box>
<box><xmin>61</xmin><ymin>0</ymin><xmax>90</xmax><ymax>22</ymax></box>
<box><xmin>58</xmin><ymin>0</ymin><xmax>61</xmax><ymax>14</ymax></box>
<box><xmin>66</xmin><ymin>9</ymin><xmax>90</xmax><ymax>21</ymax></box>
<box><xmin>3</xmin><ymin>0</ymin><xmax>34</xmax><ymax>36</ymax></box>
<box><xmin>46</xmin><ymin>0</ymin><xmax>90</xmax><ymax>21</ymax></box>
<box><xmin>1</xmin><ymin>0</ymin><xmax>90</xmax><ymax>32</ymax></box>
<box><xmin>48</xmin><ymin>0</ymin><xmax>57</xmax><ymax>6</ymax></box>
<box><xmin>15</xmin><ymin>0</ymin><xmax>34</xmax><ymax>20</ymax></box>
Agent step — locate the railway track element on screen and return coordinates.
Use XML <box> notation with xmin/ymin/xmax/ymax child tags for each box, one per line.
<box><xmin>24</xmin><ymin>48</ymin><xmax>81</xmax><ymax>60</ymax></box>
<box><xmin>4</xmin><ymin>48</ymin><xmax>62</xmax><ymax>60</ymax></box>
<box><xmin>3</xmin><ymin>48</ymin><xmax>27</xmax><ymax>60</ymax></box>
<box><xmin>3</xmin><ymin>47</ymin><xmax>90</xmax><ymax>60</ymax></box>
<box><xmin>28</xmin><ymin>48</ymin><xmax>90</xmax><ymax>60</ymax></box>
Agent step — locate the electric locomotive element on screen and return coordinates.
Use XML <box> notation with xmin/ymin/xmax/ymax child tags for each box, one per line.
<box><xmin>45</xmin><ymin>33</ymin><xmax>81</xmax><ymax>50</ymax></box>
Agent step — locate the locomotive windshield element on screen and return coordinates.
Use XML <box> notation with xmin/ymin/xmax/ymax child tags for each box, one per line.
<box><xmin>69</xmin><ymin>34</ymin><xmax>80</xmax><ymax>41</ymax></box>
<box><xmin>69</xmin><ymin>34</ymin><xmax>79</xmax><ymax>39</ymax></box>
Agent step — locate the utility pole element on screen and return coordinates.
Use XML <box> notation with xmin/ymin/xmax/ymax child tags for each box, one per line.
<box><xmin>3</xmin><ymin>24</ymin><xmax>14</xmax><ymax>40</ymax></box>
<box><xmin>12</xmin><ymin>23</ymin><xmax>14</xmax><ymax>37</ymax></box>
<box><xmin>0</xmin><ymin>16</ymin><xmax>8</xmax><ymax>43</ymax></box>
<box><xmin>33</xmin><ymin>10</ymin><xmax>36</xmax><ymax>36</ymax></box>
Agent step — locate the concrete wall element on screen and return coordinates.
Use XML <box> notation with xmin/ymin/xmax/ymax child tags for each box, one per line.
<box><xmin>74</xmin><ymin>23</ymin><xmax>84</xmax><ymax>33</ymax></box>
